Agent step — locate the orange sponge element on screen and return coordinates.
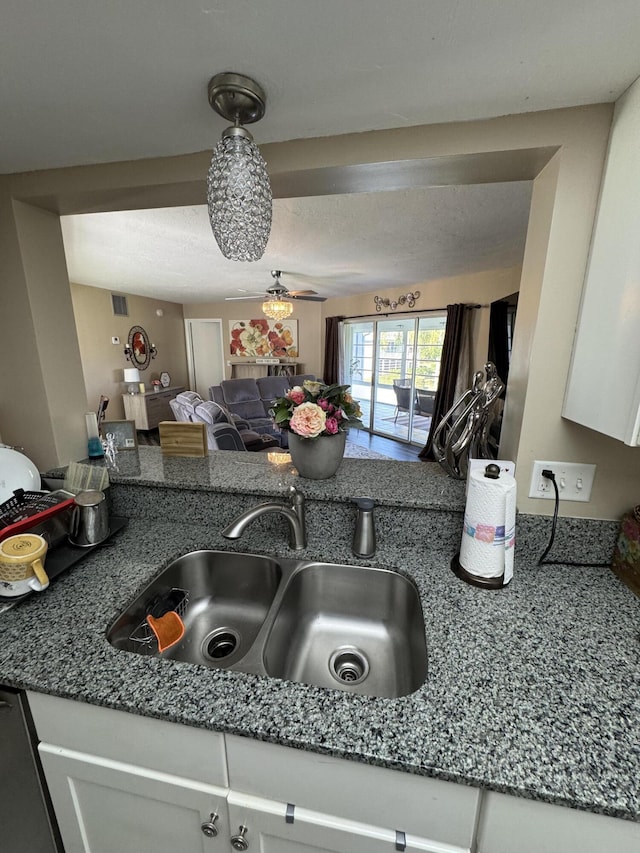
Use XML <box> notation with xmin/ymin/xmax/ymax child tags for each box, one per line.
<box><xmin>146</xmin><ymin>611</ymin><xmax>185</xmax><ymax>653</ymax></box>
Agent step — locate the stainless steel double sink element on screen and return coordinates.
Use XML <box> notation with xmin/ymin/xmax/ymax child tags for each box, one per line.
<box><xmin>107</xmin><ymin>551</ymin><xmax>427</xmax><ymax>698</ymax></box>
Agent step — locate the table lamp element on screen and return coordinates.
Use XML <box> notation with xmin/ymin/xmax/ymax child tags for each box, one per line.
<box><xmin>124</xmin><ymin>368</ymin><xmax>141</xmax><ymax>395</ymax></box>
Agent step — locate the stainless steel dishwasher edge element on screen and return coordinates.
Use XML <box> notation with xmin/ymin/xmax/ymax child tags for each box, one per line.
<box><xmin>0</xmin><ymin>685</ymin><xmax>64</xmax><ymax>853</ymax></box>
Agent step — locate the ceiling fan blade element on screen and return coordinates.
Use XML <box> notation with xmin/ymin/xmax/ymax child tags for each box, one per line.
<box><xmin>291</xmin><ymin>294</ymin><xmax>326</xmax><ymax>302</ymax></box>
<box><xmin>224</xmin><ymin>295</ymin><xmax>262</xmax><ymax>301</ymax></box>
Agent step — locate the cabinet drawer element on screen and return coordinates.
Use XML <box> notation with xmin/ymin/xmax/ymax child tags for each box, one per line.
<box><xmin>146</xmin><ymin>395</ymin><xmax>171</xmax><ymax>419</ymax></box>
<box><xmin>226</xmin><ymin>735</ymin><xmax>479</xmax><ymax>849</ymax></box>
<box><xmin>28</xmin><ymin>692</ymin><xmax>227</xmax><ymax>788</ymax></box>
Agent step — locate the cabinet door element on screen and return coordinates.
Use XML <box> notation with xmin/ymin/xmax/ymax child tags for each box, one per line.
<box><xmin>122</xmin><ymin>393</ymin><xmax>149</xmax><ymax>430</ymax></box>
<box><xmin>39</xmin><ymin>745</ymin><xmax>229</xmax><ymax>853</ymax></box>
<box><xmin>562</xmin><ymin>77</ymin><xmax>640</xmax><ymax>445</ymax></box>
<box><xmin>146</xmin><ymin>394</ymin><xmax>170</xmax><ymax>429</ymax></box>
<box><xmin>476</xmin><ymin>791</ymin><xmax>640</xmax><ymax>853</ymax></box>
<box><xmin>227</xmin><ymin>792</ymin><xmax>467</xmax><ymax>853</ymax></box>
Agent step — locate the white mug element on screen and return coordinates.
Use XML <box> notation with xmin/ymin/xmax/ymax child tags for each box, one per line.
<box><xmin>0</xmin><ymin>534</ymin><xmax>50</xmax><ymax>597</ymax></box>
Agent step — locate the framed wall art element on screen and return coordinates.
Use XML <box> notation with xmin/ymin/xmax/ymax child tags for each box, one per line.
<box><xmin>229</xmin><ymin>318</ymin><xmax>298</xmax><ymax>358</ymax></box>
<box><xmin>101</xmin><ymin>419</ymin><xmax>138</xmax><ymax>450</ymax></box>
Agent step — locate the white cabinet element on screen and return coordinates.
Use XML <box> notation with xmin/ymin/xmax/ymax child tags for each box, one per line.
<box><xmin>563</xmin><ymin>76</ymin><xmax>640</xmax><ymax>445</ymax></box>
<box><xmin>227</xmin><ymin>791</ymin><xmax>455</xmax><ymax>853</ymax></box>
<box><xmin>476</xmin><ymin>791</ymin><xmax>640</xmax><ymax>853</ymax></box>
<box><xmin>28</xmin><ymin>694</ymin><xmax>477</xmax><ymax>853</ymax></box>
<box><xmin>39</xmin><ymin>745</ymin><xmax>229</xmax><ymax>853</ymax></box>
<box><xmin>26</xmin><ymin>693</ymin><xmax>640</xmax><ymax>853</ymax></box>
<box><xmin>225</xmin><ymin>734</ymin><xmax>478</xmax><ymax>852</ymax></box>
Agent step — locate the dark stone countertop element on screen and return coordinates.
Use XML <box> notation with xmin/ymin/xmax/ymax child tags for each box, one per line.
<box><xmin>44</xmin><ymin>446</ymin><xmax>469</xmax><ymax>511</ymax></box>
<box><xmin>1</xmin><ymin>504</ymin><xmax>639</xmax><ymax>824</ymax></box>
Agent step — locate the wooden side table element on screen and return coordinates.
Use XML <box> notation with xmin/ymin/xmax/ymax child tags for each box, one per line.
<box><xmin>122</xmin><ymin>386</ymin><xmax>186</xmax><ymax>431</ymax></box>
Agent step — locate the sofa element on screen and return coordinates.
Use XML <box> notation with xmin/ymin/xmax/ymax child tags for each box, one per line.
<box><xmin>209</xmin><ymin>375</ymin><xmax>317</xmax><ymax>447</ymax></box>
<box><xmin>170</xmin><ymin>392</ymin><xmax>279</xmax><ymax>452</ymax></box>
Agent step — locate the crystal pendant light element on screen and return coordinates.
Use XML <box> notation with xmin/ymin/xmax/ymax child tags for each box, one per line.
<box><xmin>207</xmin><ymin>72</ymin><xmax>272</xmax><ymax>261</ymax></box>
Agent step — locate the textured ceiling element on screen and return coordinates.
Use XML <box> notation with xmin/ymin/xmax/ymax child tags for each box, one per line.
<box><xmin>2</xmin><ymin>1</ymin><xmax>640</xmax><ymax>173</ymax></box>
<box><xmin>61</xmin><ymin>182</ymin><xmax>532</xmax><ymax>303</ymax></box>
<box><xmin>7</xmin><ymin>2</ymin><xmax>639</xmax><ymax>301</ymax></box>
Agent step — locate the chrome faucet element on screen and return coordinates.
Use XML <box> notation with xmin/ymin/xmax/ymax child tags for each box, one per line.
<box><xmin>221</xmin><ymin>486</ymin><xmax>307</xmax><ymax>550</ymax></box>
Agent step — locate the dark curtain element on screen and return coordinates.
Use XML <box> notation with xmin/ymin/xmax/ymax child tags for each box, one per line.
<box><xmin>323</xmin><ymin>315</ymin><xmax>344</xmax><ymax>385</ymax></box>
<box><xmin>419</xmin><ymin>303</ymin><xmax>467</xmax><ymax>461</ymax></box>
<box><xmin>488</xmin><ymin>300</ymin><xmax>510</xmax><ymax>390</ymax></box>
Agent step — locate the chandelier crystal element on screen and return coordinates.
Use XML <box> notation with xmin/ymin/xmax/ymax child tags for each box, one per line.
<box><xmin>206</xmin><ymin>72</ymin><xmax>272</xmax><ymax>262</ymax></box>
<box><xmin>262</xmin><ymin>296</ymin><xmax>293</xmax><ymax>321</ymax></box>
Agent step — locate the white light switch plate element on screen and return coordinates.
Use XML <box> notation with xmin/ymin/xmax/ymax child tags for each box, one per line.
<box><xmin>528</xmin><ymin>460</ymin><xmax>596</xmax><ymax>501</ymax></box>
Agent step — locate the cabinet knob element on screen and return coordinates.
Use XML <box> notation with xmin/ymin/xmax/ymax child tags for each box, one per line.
<box><xmin>230</xmin><ymin>824</ymin><xmax>249</xmax><ymax>850</ymax></box>
<box><xmin>201</xmin><ymin>812</ymin><xmax>219</xmax><ymax>838</ymax></box>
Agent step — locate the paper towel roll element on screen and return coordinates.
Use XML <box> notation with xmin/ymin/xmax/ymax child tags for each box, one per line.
<box><xmin>459</xmin><ymin>467</ymin><xmax>516</xmax><ymax>583</ymax></box>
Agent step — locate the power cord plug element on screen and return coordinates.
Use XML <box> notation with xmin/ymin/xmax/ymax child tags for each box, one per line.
<box><xmin>537</xmin><ymin>467</ymin><xmax>609</xmax><ymax>568</ymax></box>
<box><xmin>537</xmin><ymin>469</ymin><xmax>559</xmax><ymax>564</ymax></box>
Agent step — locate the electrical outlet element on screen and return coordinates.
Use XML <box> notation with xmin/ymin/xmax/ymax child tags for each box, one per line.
<box><xmin>528</xmin><ymin>460</ymin><xmax>596</xmax><ymax>502</ymax></box>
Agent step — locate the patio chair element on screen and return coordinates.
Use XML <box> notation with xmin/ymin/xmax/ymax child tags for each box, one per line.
<box><xmin>392</xmin><ymin>380</ymin><xmax>417</xmax><ymax>423</ymax></box>
<box><xmin>416</xmin><ymin>388</ymin><xmax>436</xmax><ymax>418</ymax></box>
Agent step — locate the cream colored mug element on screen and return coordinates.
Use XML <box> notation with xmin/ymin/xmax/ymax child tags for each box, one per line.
<box><xmin>0</xmin><ymin>534</ymin><xmax>49</xmax><ymax>597</ymax></box>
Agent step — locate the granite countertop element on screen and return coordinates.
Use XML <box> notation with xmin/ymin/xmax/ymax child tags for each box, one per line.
<box><xmin>87</xmin><ymin>446</ymin><xmax>469</xmax><ymax>511</ymax></box>
<box><xmin>1</xmin><ymin>482</ymin><xmax>639</xmax><ymax>824</ymax></box>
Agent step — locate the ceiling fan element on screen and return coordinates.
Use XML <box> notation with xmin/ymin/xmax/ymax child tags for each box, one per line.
<box><xmin>225</xmin><ymin>270</ymin><xmax>327</xmax><ymax>303</ymax></box>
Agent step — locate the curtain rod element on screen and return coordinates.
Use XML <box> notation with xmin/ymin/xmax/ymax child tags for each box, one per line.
<box><xmin>339</xmin><ymin>303</ymin><xmax>487</xmax><ymax>321</ymax></box>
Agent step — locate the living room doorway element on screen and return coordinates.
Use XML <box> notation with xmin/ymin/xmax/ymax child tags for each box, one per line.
<box><xmin>184</xmin><ymin>319</ymin><xmax>225</xmax><ymax>400</ymax></box>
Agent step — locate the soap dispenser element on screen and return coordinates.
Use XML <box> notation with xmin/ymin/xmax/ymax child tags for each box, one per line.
<box><xmin>352</xmin><ymin>497</ymin><xmax>376</xmax><ymax>558</ymax></box>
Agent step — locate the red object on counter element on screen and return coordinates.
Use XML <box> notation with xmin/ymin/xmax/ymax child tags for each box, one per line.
<box><xmin>0</xmin><ymin>490</ymin><xmax>76</xmax><ymax>542</ymax></box>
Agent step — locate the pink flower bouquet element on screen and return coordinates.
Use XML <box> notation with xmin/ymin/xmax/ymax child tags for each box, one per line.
<box><xmin>270</xmin><ymin>381</ymin><xmax>363</xmax><ymax>439</ymax></box>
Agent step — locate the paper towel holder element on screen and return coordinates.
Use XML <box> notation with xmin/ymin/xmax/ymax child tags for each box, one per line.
<box><xmin>451</xmin><ymin>461</ymin><xmax>513</xmax><ymax>589</ymax></box>
<box><xmin>450</xmin><ymin>553</ymin><xmax>506</xmax><ymax>589</ymax></box>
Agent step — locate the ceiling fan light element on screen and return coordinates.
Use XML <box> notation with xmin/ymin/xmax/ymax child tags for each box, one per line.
<box><xmin>262</xmin><ymin>297</ymin><xmax>293</xmax><ymax>321</ymax></box>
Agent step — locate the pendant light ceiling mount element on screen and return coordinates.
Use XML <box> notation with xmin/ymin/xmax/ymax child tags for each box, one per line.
<box><xmin>207</xmin><ymin>72</ymin><xmax>266</xmax><ymax>128</ymax></box>
<box><xmin>206</xmin><ymin>71</ymin><xmax>272</xmax><ymax>262</ymax></box>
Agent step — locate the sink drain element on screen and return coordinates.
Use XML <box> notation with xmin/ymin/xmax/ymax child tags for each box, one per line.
<box><xmin>329</xmin><ymin>647</ymin><xmax>369</xmax><ymax>685</ymax></box>
<box><xmin>203</xmin><ymin>628</ymin><xmax>240</xmax><ymax>661</ymax></box>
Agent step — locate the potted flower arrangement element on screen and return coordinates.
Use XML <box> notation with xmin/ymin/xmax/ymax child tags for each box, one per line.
<box><xmin>270</xmin><ymin>380</ymin><xmax>363</xmax><ymax>479</ymax></box>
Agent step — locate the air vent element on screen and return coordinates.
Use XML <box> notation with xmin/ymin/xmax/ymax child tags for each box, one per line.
<box><xmin>111</xmin><ymin>294</ymin><xmax>128</xmax><ymax>316</ymax></box>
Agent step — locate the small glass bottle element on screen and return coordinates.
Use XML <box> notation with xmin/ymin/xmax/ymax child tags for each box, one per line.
<box><xmin>85</xmin><ymin>412</ymin><xmax>104</xmax><ymax>459</ymax></box>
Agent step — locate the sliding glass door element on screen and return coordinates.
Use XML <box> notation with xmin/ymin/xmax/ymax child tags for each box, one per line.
<box><xmin>343</xmin><ymin>321</ymin><xmax>374</xmax><ymax>427</ymax></box>
<box><xmin>343</xmin><ymin>313</ymin><xmax>446</xmax><ymax>445</ymax></box>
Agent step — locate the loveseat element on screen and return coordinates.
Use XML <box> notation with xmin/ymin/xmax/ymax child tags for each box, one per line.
<box><xmin>208</xmin><ymin>375</ymin><xmax>317</xmax><ymax>447</ymax></box>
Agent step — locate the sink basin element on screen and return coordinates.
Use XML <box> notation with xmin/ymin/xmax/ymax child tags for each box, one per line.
<box><xmin>107</xmin><ymin>550</ymin><xmax>282</xmax><ymax>668</ymax></box>
<box><xmin>107</xmin><ymin>551</ymin><xmax>427</xmax><ymax>698</ymax></box>
<box><xmin>263</xmin><ymin>562</ymin><xmax>427</xmax><ymax>698</ymax></box>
